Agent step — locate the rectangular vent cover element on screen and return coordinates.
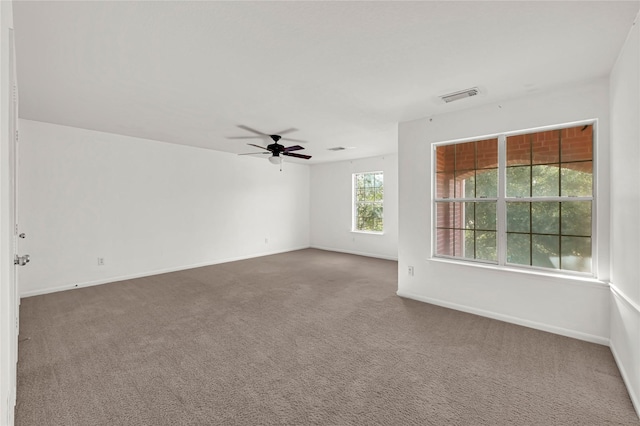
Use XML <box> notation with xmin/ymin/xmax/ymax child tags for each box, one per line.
<box><xmin>441</xmin><ymin>87</ymin><xmax>479</xmax><ymax>103</ymax></box>
<box><xmin>328</xmin><ymin>147</ymin><xmax>347</xmax><ymax>151</ymax></box>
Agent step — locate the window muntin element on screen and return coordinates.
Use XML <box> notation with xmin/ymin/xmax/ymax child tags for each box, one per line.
<box><xmin>434</xmin><ymin>123</ymin><xmax>594</xmax><ymax>275</ymax></box>
<box><xmin>353</xmin><ymin>172</ymin><xmax>383</xmax><ymax>232</ymax></box>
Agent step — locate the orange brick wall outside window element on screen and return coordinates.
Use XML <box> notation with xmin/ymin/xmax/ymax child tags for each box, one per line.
<box><xmin>434</xmin><ymin>124</ymin><xmax>594</xmax><ymax>274</ymax></box>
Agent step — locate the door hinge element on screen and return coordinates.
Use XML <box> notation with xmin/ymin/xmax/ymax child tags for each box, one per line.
<box><xmin>15</xmin><ymin>130</ymin><xmax>18</xmax><ymax>142</ymax></box>
<box><xmin>15</xmin><ymin>224</ymin><xmax>18</xmax><ymax>234</ymax></box>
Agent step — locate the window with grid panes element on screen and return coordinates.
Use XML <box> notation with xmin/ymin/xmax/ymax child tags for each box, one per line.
<box><xmin>353</xmin><ymin>172</ymin><xmax>383</xmax><ymax>232</ymax></box>
<box><xmin>434</xmin><ymin>123</ymin><xmax>594</xmax><ymax>274</ymax></box>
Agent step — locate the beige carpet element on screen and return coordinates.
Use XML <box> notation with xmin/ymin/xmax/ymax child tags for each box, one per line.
<box><xmin>16</xmin><ymin>249</ymin><xmax>638</xmax><ymax>425</ymax></box>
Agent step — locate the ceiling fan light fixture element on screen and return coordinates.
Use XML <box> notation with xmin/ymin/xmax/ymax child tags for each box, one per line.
<box><xmin>268</xmin><ymin>155</ymin><xmax>282</xmax><ymax>165</ymax></box>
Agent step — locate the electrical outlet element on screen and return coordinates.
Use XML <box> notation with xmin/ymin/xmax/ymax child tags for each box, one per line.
<box><xmin>265</xmin><ymin>238</ymin><xmax>268</xmax><ymax>244</ymax></box>
<box><xmin>97</xmin><ymin>257</ymin><xmax>105</xmax><ymax>266</ymax></box>
<box><xmin>408</xmin><ymin>266</ymin><xmax>414</xmax><ymax>276</ymax></box>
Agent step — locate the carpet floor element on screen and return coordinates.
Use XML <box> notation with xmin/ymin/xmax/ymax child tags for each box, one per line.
<box><xmin>16</xmin><ymin>249</ymin><xmax>639</xmax><ymax>425</ymax></box>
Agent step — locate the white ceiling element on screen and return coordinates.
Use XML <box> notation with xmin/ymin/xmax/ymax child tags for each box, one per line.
<box><xmin>13</xmin><ymin>1</ymin><xmax>640</xmax><ymax>164</ymax></box>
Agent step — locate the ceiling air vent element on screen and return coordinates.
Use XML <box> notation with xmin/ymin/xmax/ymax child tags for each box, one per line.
<box><xmin>440</xmin><ymin>87</ymin><xmax>480</xmax><ymax>103</ymax></box>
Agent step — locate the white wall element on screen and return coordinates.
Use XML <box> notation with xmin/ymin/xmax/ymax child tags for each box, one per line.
<box><xmin>398</xmin><ymin>79</ymin><xmax>612</xmax><ymax>344</ymax></box>
<box><xmin>609</xmin><ymin>13</ymin><xmax>640</xmax><ymax>414</ymax></box>
<box><xmin>0</xmin><ymin>1</ymin><xmax>17</xmax><ymax>424</ymax></box>
<box><xmin>18</xmin><ymin>120</ymin><xmax>310</xmax><ymax>296</ymax></box>
<box><xmin>310</xmin><ymin>154</ymin><xmax>398</xmax><ymax>260</ymax></box>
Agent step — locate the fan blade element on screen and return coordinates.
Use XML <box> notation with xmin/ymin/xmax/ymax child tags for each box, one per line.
<box><xmin>281</xmin><ymin>137</ymin><xmax>307</xmax><ymax>143</ymax></box>
<box><xmin>238</xmin><ymin>152</ymin><xmax>270</xmax><ymax>155</ymax></box>
<box><xmin>274</xmin><ymin>127</ymin><xmax>298</xmax><ymax>136</ymax></box>
<box><xmin>283</xmin><ymin>145</ymin><xmax>305</xmax><ymax>152</ymax></box>
<box><xmin>227</xmin><ymin>136</ymin><xmax>265</xmax><ymax>140</ymax></box>
<box><xmin>284</xmin><ymin>152</ymin><xmax>312</xmax><ymax>159</ymax></box>
<box><xmin>237</xmin><ymin>125</ymin><xmax>267</xmax><ymax>136</ymax></box>
<box><xmin>248</xmin><ymin>143</ymin><xmax>272</xmax><ymax>151</ymax></box>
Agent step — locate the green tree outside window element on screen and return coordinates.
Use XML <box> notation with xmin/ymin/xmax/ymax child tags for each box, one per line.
<box><xmin>354</xmin><ymin>172</ymin><xmax>383</xmax><ymax>232</ymax></box>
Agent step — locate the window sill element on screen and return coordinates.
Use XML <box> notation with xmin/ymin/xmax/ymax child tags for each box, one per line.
<box><xmin>351</xmin><ymin>230</ymin><xmax>385</xmax><ymax>236</ymax></box>
<box><xmin>428</xmin><ymin>256</ymin><xmax>608</xmax><ymax>289</ymax></box>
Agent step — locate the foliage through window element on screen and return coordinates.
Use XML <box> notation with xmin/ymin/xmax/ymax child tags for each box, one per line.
<box><xmin>353</xmin><ymin>172</ymin><xmax>383</xmax><ymax>232</ymax></box>
<box><xmin>434</xmin><ymin>123</ymin><xmax>594</xmax><ymax>274</ymax></box>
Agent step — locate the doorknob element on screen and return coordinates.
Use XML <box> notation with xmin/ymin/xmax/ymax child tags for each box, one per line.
<box><xmin>18</xmin><ymin>233</ymin><xmax>25</xmax><ymax>238</ymax></box>
<box><xmin>14</xmin><ymin>254</ymin><xmax>30</xmax><ymax>266</ymax></box>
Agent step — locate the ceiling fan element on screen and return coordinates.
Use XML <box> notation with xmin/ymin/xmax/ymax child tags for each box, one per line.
<box><xmin>232</xmin><ymin>125</ymin><xmax>312</xmax><ymax>167</ymax></box>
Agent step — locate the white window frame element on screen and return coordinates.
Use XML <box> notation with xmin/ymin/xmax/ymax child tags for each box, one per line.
<box><xmin>432</xmin><ymin>120</ymin><xmax>597</xmax><ymax>277</ymax></box>
<box><xmin>352</xmin><ymin>171</ymin><xmax>384</xmax><ymax>234</ymax></box>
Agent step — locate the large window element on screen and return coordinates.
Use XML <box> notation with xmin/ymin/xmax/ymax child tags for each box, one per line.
<box><xmin>353</xmin><ymin>171</ymin><xmax>383</xmax><ymax>232</ymax></box>
<box><xmin>434</xmin><ymin>123</ymin><xmax>594</xmax><ymax>275</ymax></box>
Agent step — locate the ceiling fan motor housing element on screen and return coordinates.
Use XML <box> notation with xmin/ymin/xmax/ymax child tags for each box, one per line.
<box><xmin>267</xmin><ymin>143</ymin><xmax>284</xmax><ymax>155</ymax></box>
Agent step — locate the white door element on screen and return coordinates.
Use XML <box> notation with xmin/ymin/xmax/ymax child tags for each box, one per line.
<box><xmin>8</xmin><ymin>27</ymin><xmax>26</xmax><ymax>417</ymax></box>
<box><xmin>6</xmin><ymin>27</ymin><xmax>18</xmax><ymax>422</ymax></box>
<box><xmin>9</xmin><ymin>27</ymin><xmax>27</xmax><ymax>292</ymax></box>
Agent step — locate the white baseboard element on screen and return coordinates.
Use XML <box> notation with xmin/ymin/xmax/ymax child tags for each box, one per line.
<box><xmin>20</xmin><ymin>246</ymin><xmax>311</xmax><ymax>298</ymax></box>
<box><xmin>310</xmin><ymin>245</ymin><xmax>398</xmax><ymax>261</ymax></box>
<box><xmin>396</xmin><ymin>289</ymin><xmax>609</xmax><ymax>346</ymax></box>
<box><xmin>610</xmin><ymin>341</ymin><xmax>640</xmax><ymax>419</ymax></box>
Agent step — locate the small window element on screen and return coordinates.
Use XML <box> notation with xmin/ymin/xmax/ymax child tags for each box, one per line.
<box><xmin>434</xmin><ymin>123</ymin><xmax>594</xmax><ymax>275</ymax></box>
<box><xmin>353</xmin><ymin>172</ymin><xmax>384</xmax><ymax>232</ymax></box>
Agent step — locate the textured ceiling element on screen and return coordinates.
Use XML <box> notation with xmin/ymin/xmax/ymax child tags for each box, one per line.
<box><xmin>12</xmin><ymin>1</ymin><xmax>640</xmax><ymax>164</ymax></box>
